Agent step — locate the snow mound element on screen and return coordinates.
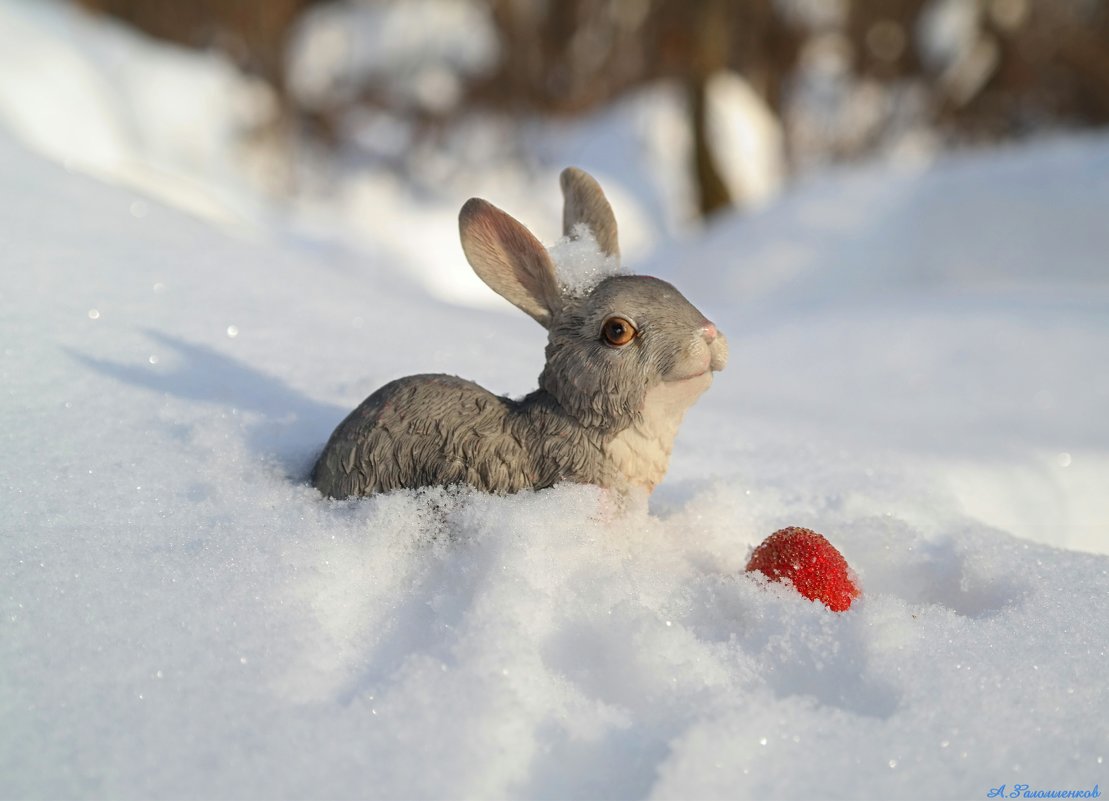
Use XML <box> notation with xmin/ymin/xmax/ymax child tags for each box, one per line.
<box><xmin>0</xmin><ymin>0</ymin><xmax>277</xmax><ymax>225</ymax></box>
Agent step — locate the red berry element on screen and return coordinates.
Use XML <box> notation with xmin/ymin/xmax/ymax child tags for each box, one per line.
<box><xmin>745</xmin><ymin>527</ymin><xmax>860</xmax><ymax>612</ymax></box>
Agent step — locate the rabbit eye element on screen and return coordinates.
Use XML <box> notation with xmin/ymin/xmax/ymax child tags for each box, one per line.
<box><xmin>601</xmin><ymin>316</ymin><xmax>637</xmax><ymax>347</ymax></box>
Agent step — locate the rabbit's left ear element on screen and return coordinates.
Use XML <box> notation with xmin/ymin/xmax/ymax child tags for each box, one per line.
<box><xmin>561</xmin><ymin>167</ymin><xmax>620</xmax><ymax>261</ymax></box>
<box><xmin>459</xmin><ymin>198</ymin><xmax>562</xmax><ymax>328</ymax></box>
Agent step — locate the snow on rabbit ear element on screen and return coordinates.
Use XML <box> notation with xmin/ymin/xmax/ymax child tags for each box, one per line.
<box><xmin>547</xmin><ymin>223</ymin><xmax>624</xmax><ymax>297</ymax></box>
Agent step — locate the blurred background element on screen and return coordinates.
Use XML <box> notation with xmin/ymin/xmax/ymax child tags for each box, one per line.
<box><xmin>2</xmin><ymin>0</ymin><xmax>1107</xmax><ymax>301</ymax></box>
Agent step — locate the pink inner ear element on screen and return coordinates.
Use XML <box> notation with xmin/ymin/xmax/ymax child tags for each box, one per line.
<box><xmin>459</xmin><ymin>198</ymin><xmax>560</xmax><ymax>326</ymax></box>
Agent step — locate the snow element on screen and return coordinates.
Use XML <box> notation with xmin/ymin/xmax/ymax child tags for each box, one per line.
<box><xmin>547</xmin><ymin>224</ymin><xmax>623</xmax><ymax>296</ymax></box>
<box><xmin>917</xmin><ymin>0</ymin><xmax>980</xmax><ymax>73</ymax></box>
<box><xmin>287</xmin><ymin>0</ymin><xmax>500</xmax><ymax>114</ymax></box>
<box><xmin>0</xmin><ymin>0</ymin><xmax>279</xmax><ymax>226</ymax></box>
<box><xmin>704</xmin><ymin>70</ymin><xmax>786</xmax><ymax>209</ymax></box>
<box><xmin>2</xmin><ymin>3</ymin><xmax>1109</xmax><ymax>799</ymax></box>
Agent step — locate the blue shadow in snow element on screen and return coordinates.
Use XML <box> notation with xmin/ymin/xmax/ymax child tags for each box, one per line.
<box><xmin>68</xmin><ymin>330</ymin><xmax>348</xmax><ymax>480</ymax></box>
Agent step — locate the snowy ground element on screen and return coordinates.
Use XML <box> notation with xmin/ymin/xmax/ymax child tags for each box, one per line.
<box><xmin>2</xmin><ymin>3</ymin><xmax>1109</xmax><ymax>800</ymax></box>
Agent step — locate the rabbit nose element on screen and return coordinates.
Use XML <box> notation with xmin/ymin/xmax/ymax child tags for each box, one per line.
<box><xmin>700</xmin><ymin>323</ymin><xmax>718</xmax><ymax>343</ymax></box>
<box><xmin>709</xmin><ymin>330</ymin><xmax>728</xmax><ymax>372</ymax></box>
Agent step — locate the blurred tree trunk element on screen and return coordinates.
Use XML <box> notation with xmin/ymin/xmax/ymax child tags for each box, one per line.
<box><xmin>688</xmin><ymin>0</ymin><xmax>733</xmax><ymax>218</ymax></box>
<box><xmin>688</xmin><ymin>77</ymin><xmax>732</xmax><ymax>218</ymax></box>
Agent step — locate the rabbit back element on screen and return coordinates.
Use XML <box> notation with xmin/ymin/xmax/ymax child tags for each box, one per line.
<box><xmin>311</xmin><ymin>374</ymin><xmax>538</xmax><ymax>498</ymax></box>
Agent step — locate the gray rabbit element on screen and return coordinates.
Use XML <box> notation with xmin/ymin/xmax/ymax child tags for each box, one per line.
<box><xmin>312</xmin><ymin>168</ymin><xmax>728</xmax><ymax>499</ymax></box>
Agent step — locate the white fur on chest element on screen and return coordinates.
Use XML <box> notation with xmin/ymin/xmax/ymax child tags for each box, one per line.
<box><xmin>605</xmin><ymin>372</ymin><xmax>712</xmax><ymax>490</ymax></box>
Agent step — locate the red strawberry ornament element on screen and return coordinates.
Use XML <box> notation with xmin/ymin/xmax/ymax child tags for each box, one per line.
<box><xmin>745</xmin><ymin>526</ymin><xmax>860</xmax><ymax>612</ymax></box>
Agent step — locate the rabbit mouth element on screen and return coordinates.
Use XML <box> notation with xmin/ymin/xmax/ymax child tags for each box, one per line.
<box><xmin>665</xmin><ymin>367</ymin><xmax>712</xmax><ymax>384</ymax></box>
<box><xmin>667</xmin><ymin>327</ymin><xmax>727</xmax><ymax>382</ymax></box>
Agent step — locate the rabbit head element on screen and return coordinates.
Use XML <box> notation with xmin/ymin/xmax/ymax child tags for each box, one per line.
<box><xmin>459</xmin><ymin>168</ymin><xmax>728</xmax><ymax>433</ymax></box>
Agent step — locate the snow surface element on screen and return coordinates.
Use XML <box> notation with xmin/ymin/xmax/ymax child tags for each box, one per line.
<box><xmin>3</xmin><ymin>119</ymin><xmax>1108</xmax><ymax>798</ymax></box>
<box><xmin>2</xmin><ymin>3</ymin><xmax>1109</xmax><ymax>798</ymax></box>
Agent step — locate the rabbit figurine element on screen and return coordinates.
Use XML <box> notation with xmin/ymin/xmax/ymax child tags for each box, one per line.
<box><xmin>312</xmin><ymin>168</ymin><xmax>728</xmax><ymax>499</ymax></box>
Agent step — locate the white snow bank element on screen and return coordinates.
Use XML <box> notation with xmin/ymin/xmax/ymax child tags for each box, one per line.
<box><xmin>287</xmin><ymin>0</ymin><xmax>500</xmax><ymax>114</ymax></box>
<box><xmin>2</xmin><ymin>113</ymin><xmax>1107</xmax><ymax>801</ymax></box>
<box><xmin>0</xmin><ymin>0</ymin><xmax>279</xmax><ymax>226</ymax></box>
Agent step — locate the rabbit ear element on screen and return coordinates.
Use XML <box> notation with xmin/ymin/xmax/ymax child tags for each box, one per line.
<box><xmin>459</xmin><ymin>198</ymin><xmax>562</xmax><ymax>328</ymax></box>
<box><xmin>560</xmin><ymin>167</ymin><xmax>620</xmax><ymax>261</ymax></box>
